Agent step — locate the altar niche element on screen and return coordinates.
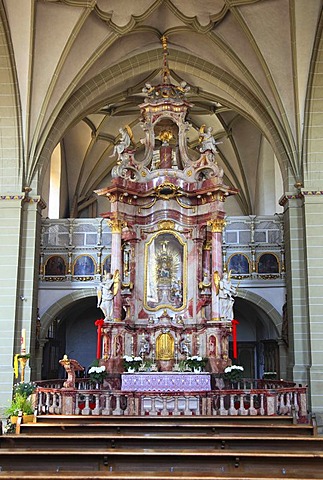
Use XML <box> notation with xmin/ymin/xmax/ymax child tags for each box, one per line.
<box><xmin>144</xmin><ymin>231</ymin><xmax>187</xmax><ymax>312</ymax></box>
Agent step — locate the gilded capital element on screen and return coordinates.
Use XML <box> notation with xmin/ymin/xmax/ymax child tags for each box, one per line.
<box><xmin>107</xmin><ymin>218</ymin><xmax>127</xmax><ymax>233</ymax></box>
<box><xmin>207</xmin><ymin>219</ymin><xmax>226</xmax><ymax>233</ymax></box>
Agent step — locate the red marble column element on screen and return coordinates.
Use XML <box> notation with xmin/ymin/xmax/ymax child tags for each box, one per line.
<box><xmin>159</xmin><ymin>145</ymin><xmax>172</xmax><ymax>168</ymax></box>
<box><xmin>202</xmin><ymin>241</ymin><xmax>211</xmax><ymax>277</ymax></box>
<box><xmin>208</xmin><ymin>219</ymin><xmax>226</xmax><ymax>321</ymax></box>
<box><xmin>108</xmin><ymin>217</ymin><xmax>126</xmax><ymax>322</ymax></box>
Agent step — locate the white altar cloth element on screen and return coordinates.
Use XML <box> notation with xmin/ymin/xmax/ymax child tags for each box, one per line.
<box><xmin>121</xmin><ymin>372</ymin><xmax>211</xmax><ymax>392</ymax></box>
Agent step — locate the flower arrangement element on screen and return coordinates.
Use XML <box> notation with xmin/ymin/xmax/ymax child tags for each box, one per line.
<box><xmin>13</xmin><ymin>381</ymin><xmax>36</xmax><ymax>398</ymax></box>
<box><xmin>123</xmin><ymin>355</ymin><xmax>142</xmax><ymax>372</ymax></box>
<box><xmin>223</xmin><ymin>365</ymin><xmax>244</xmax><ymax>382</ymax></box>
<box><xmin>185</xmin><ymin>356</ymin><xmax>207</xmax><ymax>372</ymax></box>
<box><xmin>88</xmin><ymin>365</ymin><xmax>107</xmax><ymax>385</ymax></box>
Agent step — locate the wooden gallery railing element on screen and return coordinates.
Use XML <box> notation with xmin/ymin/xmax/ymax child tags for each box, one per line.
<box><xmin>35</xmin><ymin>378</ymin><xmax>308</xmax><ymax>423</ymax></box>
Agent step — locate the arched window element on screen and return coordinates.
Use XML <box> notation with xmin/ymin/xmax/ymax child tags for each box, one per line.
<box><xmin>48</xmin><ymin>143</ymin><xmax>61</xmax><ymax>218</ymax></box>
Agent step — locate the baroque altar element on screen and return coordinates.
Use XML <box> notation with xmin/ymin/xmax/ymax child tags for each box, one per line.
<box><xmin>95</xmin><ymin>37</ymin><xmax>238</xmax><ymax>377</ymax></box>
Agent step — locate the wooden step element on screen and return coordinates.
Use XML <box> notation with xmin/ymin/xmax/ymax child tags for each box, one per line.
<box><xmin>0</xmin><ymin>448</ymin><xmax>323</xmax><ymax>475</ymax></box>
<box><xmin>2</xmin><ymin>415</ymin><xmax>319</xmax><ymax>478</ymax></box>
<box><xmin>1</xmin><ymin>473</ymin><xmax>323</xmax><ymax>480</ymax></box>
<box><xmin>2</xmin><ymin>433</ymin><xmax>323</xmax><ymax>452</ymax></box>
<box><xmin>19</xmin><ymin>415</ymin><xmax>315</xmax><ymax>437</ymax></box>
<box><xmin>35</xmin><ymin>414</ymin><xmax>298</xmax><ymax>424</ymax></box>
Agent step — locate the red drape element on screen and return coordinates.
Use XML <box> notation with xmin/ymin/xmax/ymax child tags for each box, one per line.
<box><xmin>231</xmin><ymin>319</ymin><xmax>239</xmax><ymax>359</ymax></box>
<box><xmin>94</xmin><ymin>319</ymin><xmax>104</xmax><ymax>359</ymax></box>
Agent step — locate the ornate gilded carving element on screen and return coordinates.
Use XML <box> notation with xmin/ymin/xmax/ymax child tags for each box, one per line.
<box><xmin>156</xmin><ymin>332</ymin><xmax>174</xmax><ymax>360</ymax></box>
<box><xmin>154</xmin><ymin>182</ymin><xmax>179</xmax><ymax>200</ymax></box>
<box><xmin>107</xmin><ymin>218</ymin><xmax>127</xmax><ymax>233</ymax></box>
<box><xmin>158</xmin><ymin>220</ymin><xmax>175</xmax><ymax>230</ymax></box>
<box><xmin>207</xmin><ymin>218</ymin><xmax>226</xmax><ymax>233</ymax></box>
<box><xmin>106</xmin><ymin>193</ymin><xmax>117</xmax><ymax>203</ymax></box>
<box><xmin>203</xmin><ymin>241</ymin><xmax>212</xmax><ymax>251</ymax></box>
<box><xmin>175</xmin><ymin>196</ymin><xmax>195</xmax><ymax>212</ymax></box>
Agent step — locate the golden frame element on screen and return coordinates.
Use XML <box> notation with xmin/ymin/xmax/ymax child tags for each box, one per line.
<box><xmin>257</xmin><ymin>252</ymin><xmax>280</xmax><ymax>274</ymax></box>
<box><xmin>72</xmin><ymin>254</ymin><xmax>96</xmax><ymax>276</ymax></box>
<box><xmin>227</xmin><ymin>253</ymin><xmax>250</xmax><ymax>275</ymax></box>
<box><xmin>144</xmin><ymin>230</ymin><xmax>187</xmax><ymax>312</ymax></box>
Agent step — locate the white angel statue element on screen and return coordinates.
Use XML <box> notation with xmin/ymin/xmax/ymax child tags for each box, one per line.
<box><xmin>199</xmin><ymin>125</ymin><xmax>222</xmax><ymax>155</ymax></box>
<box><xmin>110</xmin><ymin>126</ymin><xmax>134</xmax><ymax>161</ymax></box>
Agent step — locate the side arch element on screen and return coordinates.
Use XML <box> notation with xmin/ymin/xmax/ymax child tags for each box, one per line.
<box><xmin>39</xmin><ymin>288</ymin><xmax>97</xmax><ymax>338</ymax></box>
<box><xmin>236</xmin><ymin>288</ymin><xmax>282</xmax><ymax>337</ymax></box>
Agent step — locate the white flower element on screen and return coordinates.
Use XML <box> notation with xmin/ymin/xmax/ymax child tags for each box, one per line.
<box><xmin>134</xmin><ymin>356</ymin><xmax>142</xmax><ymax>362</ymax></box>
<box><xmin>123</xmin><ymin>355</ymin><xmax>133</xmax><ymax>362</ymax></box>
<box><xmin>224</xmin><ymin>365</ymin><xmax>244</xmax><ymax>373</ymax></box>
<box><xmin>89</xmin><ymin>365</ymin><xmax>106</xmax><ymax>374</ymax></box>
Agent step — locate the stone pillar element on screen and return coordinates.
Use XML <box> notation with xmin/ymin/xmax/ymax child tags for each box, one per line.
<box><xmin>279</xmin><ymin>193</ymin><xmax>310</xmax><ymax>385</ymax></box>
<box><xmin>208</xmin><ymin>219</ymin><xmax>226</xmax><ymax>321</ymax></box>
<box><xmin>0</xmin><ymin>192</ymin><xmax>44</xmax><ymax>411</ymax></box>
<box><xmin>302</xmin><ymin>191</ymin><xmax>323</xmax><ymax>418</ymax></box>
<box><xmin>108</xmin><ymin>216</ymin><xmax>126</xmax><ymax>322</ymax></box>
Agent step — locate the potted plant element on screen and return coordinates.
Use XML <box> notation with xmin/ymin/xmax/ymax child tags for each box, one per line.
<box><xmin>88</xmin><ymin>365</ymin><xmax>108</xmax><ymax>387</ymax></box>
<box><xmin>5</xmin><ymin>391</ymin><xmax>35</xmax><ymax>425</ymax></box>
<box><xmin>223</xmin><ymin>365</ymin><xmax>244</xmax><ymax>383</ymax></box>
<box><xmin>185</xmin><ymin>356</ymin><xmax>207</xmax><ymax>373</ymax></box>
<box><xmin>123</xmin><ymin>355</ymin><xmax>142</xmax><ymax>372</ymax></box>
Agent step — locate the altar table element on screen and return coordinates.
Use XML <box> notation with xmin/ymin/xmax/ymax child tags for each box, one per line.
<box><xmin>121</xmin><ymin>372</ymin><xmax>211</xmax><ymax>392</ymax></box>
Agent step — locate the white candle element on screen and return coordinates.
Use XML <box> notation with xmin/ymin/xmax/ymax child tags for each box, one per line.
<box><xmin>21</xmin><ymin>328</ymin><xmax>26</xmax><ymax>354</ymax></box>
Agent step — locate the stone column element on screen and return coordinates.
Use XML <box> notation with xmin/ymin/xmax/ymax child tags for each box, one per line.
<box><xmin>0</xmin><ymin>191</ymin><xmax>44</xmax><ymax>411</ymax></box>
<box><xmin>208</xmin><ymin>219</ymin><xmax>226</xmax><ymax>321</ymax></box>
<box><xmin>108</xmin><ymin>216</ymin><xmax>126</xmax><ymax>322</ymax></box>
<box><xmin>302</xmin><ymin>191</ymin><xmax>323</xmax><ymax>418</ymax></box>
<box><xmin>279</xmin><ymin>193</ymin><xmax>310</xmax><ymax>385</ymax></box>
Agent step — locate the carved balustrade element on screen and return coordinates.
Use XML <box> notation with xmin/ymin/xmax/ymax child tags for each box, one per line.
<box><xmin>35</xmin><ymin>381</ymin><xmax>308</xmax><ymax>422</ymax></box>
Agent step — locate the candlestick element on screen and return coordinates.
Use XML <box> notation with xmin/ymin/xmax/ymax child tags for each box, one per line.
<box><xmin>18</xmin><ymin>356</ymin><xmax>28</xmax><ymax>382</ymax></box>
<box><xmin>21</xmin><ymin>328</ymin><xmax>26</xmax><ymax>355</ymax></box>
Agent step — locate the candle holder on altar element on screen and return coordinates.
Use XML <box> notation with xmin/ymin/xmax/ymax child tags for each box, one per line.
<box><xmin>18</xmin><ymin>355</ymin><xmax>30</xmax><ymax>382</ymax></box>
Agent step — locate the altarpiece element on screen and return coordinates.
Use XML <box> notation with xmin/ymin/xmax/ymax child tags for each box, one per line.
<box><xmin>95</xmin><ymin>37</ymin><xmax>238</xmax><ymax>377</ymax></box>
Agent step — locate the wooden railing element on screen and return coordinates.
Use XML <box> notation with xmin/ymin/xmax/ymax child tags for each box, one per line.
<box><xmin>35</xmin><ymin>379</ymin><xmax>308</xmax><ymax>422</ymax></box>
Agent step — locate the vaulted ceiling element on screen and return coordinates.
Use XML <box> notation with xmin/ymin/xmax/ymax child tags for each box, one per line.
<box><xmin>3</xmin><ymin>0</ymin><xmax>322</xmax><ymax>217</ymax></box>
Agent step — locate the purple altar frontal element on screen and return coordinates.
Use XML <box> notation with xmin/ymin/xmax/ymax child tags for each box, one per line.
<box><xmin>121</xmin><ymin>372</ymin><xmax>211</xmax><ymax>392</ymax></box>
